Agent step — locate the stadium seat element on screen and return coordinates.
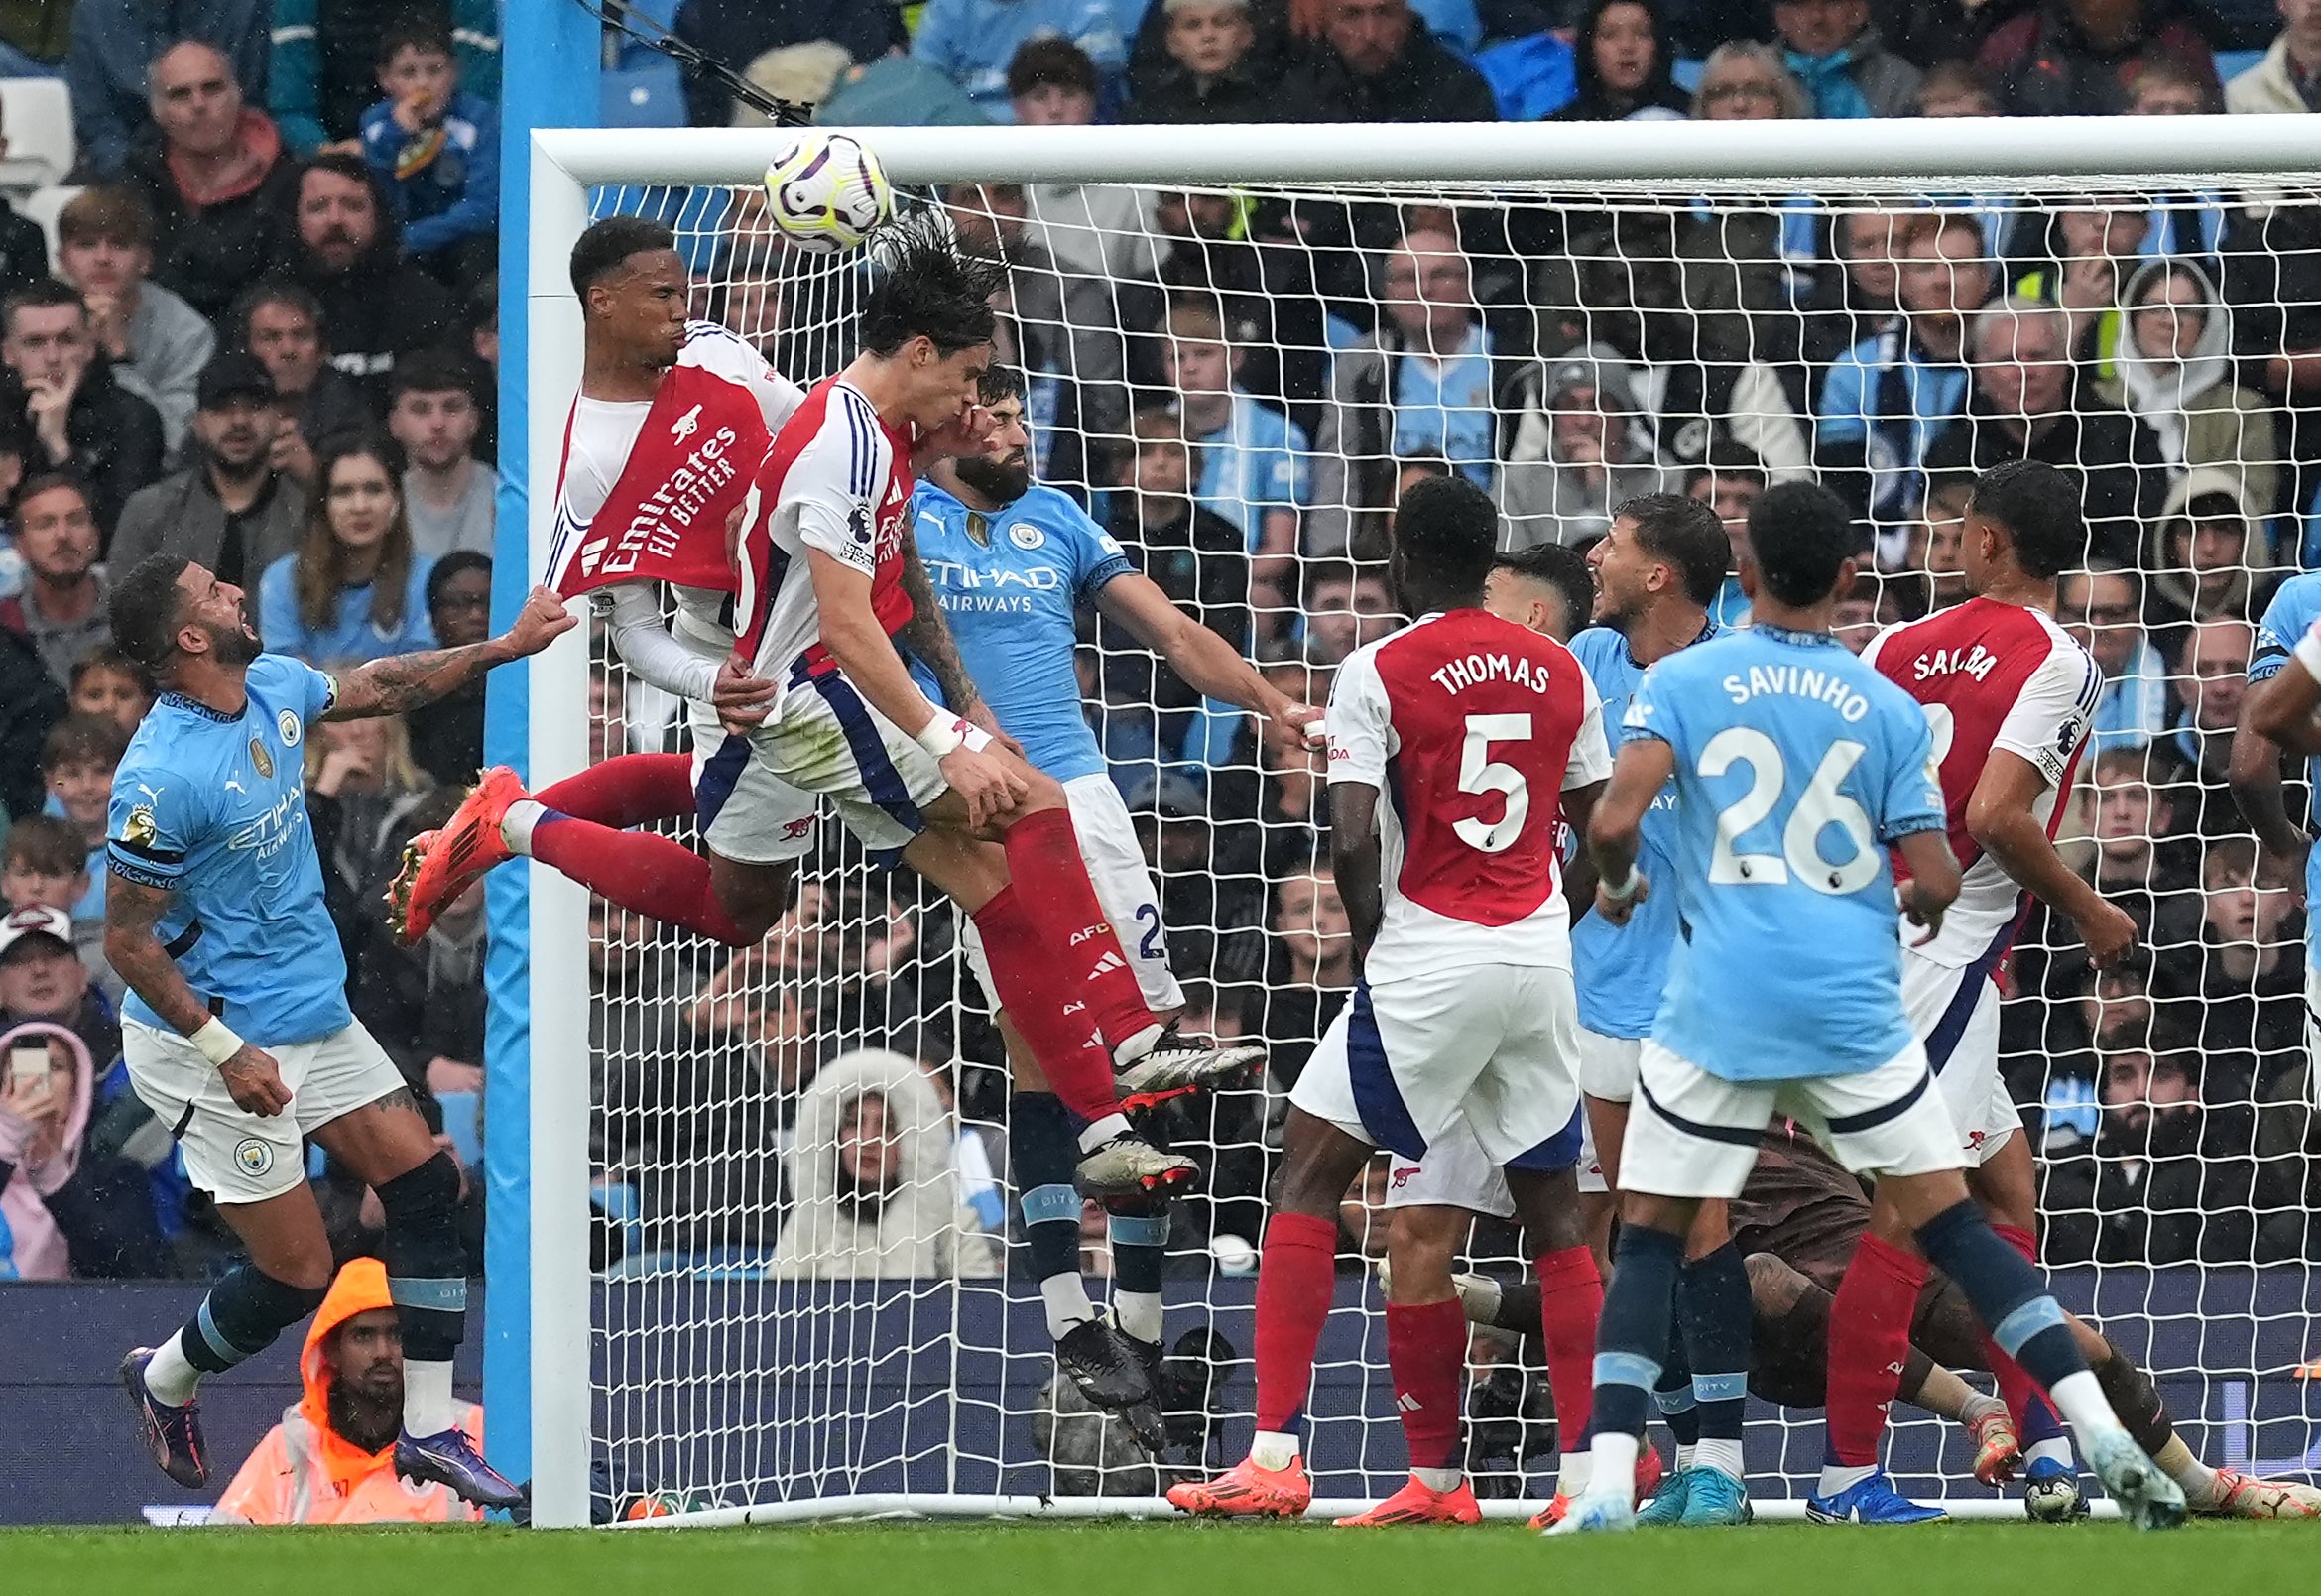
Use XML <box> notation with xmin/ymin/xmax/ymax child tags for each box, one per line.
<box><xmin>0</xmin><ymin>77</ymin><xmax>74</xmax><ymax>192</ymax></box>
<box><xmin>602</xmin><ymin>62</ymin><xmax>685</xmax><ymax>129</ymax></box>
<box><xmin>15</xmin><ymin>184</ymin><xmax>80</xmax><ymax>270</ymax></box>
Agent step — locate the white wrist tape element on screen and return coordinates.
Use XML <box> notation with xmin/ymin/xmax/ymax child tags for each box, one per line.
<box><xmin>915</xmin><ymin>716</ymin><xmax>992</xmax><ymax>759</ymax></box>
<box><xmin>190</xmin><ymin>1015</ymin><xmax>243</xmax><ymax>1066</ymax></box>
<box><xmin>1599</xmin><ymin>867</ymin><xmax>1641</xmax><ymax>903</ymax></box>
<box><xmin>2294</xmin><ymin>621</ymin><xmax>2321</xmax><ymax>684</ymax></box>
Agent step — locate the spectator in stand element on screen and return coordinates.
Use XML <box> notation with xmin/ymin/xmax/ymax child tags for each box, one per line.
<box><xmin>1800</xmin><ymin>204</ymin><xmax>1905</xmax><ymax>371</ymax></box>
<box><xmin>307</xmin><ymin>709</ymin><xmax>437</xmax><ymax>939</ymax></box>
<box><xmin>122</xmin><ymin>40</ymin><xmax>300</xmax><ymax>326</ymax></box>
<box><xmin>1915</xmin><ymin>57</ymin><xmax>1999</xmax><ymax>116</ymax></box>
<box><xmin>1683</xmin><ymin>448</ymin><xmax>1768</xmax><ymax>628</ymax></box>
<box><xmin>359</xmin><ymin>17</ymin><xmax>501</xmax><ymax>291</ymax></box>
<box><xmin>257</xmin><ymin>433</ymin><xmax>437</xmax><ymax>664</ymax></box>
<box><xmin>1551</xmin><ymin>0</ymin><xmax>1688</xmax><ymax>121</ymax></box>
<box><xmin>0</xmin><ymin>1014</ymin><xmax>166</xmax><ymax>1280</ymax></box>
<box><xmin>1131</xmin><ymin>0</ymin><xmax>1283</xmax><ymax>123</ymax></box>
<box><xmin>1301</xmin><ymin>560</ymin><xmax>1402</xmax><ymax>663</ymax></box>
<box><xmin>66</xmin><ymin>649</ymin><xmax>152</xmax><ymax>737</ymax></box>
<box><xmin>0</xmin><ymin>621</ymin><xmax>64</xmax><ymax>820</ymax></box>
<box><xmin>269</xmin><ymin>0</ymin><xmax>500</xmax><ymax>158</ymax></box>
<box><xmin>2227</xmin><ymin>0</ymin><xmax>2321</xmax><ymax>113</ymax></box>
<box><xmin>2</xmin><ymin>814</ymin><xmax>112</xmax><ymax>988</ymax></box>
<box><xmin>211</xmin><ymin>1258</ymin><xmax>486</xmax><ymax>1522</ymax></box>
<box><xmin>0</xmin><ymin>892</ymin><xmax>118</xmax><ymax>1069</ymax></box>
<box><xmin>0</xmin><ymin>282</ymin><xmax>166</xmax><ymax>542</ymax></box>
<box><xmin>2145</xmin><ymin>468</ymin><xmax>2271</xmax><ymax>649</ymax></box>
<box><xmin>1880</xmin><ymin>469</ymin><xmax>1971</xmax><ymax>610</ymax></box>
<box><xmin>1248</xmin><ymin>863</ymin><xmax>1354</xmax><ymax>1090</ymax></box>
<box><xmin>1499</xmin><ymin>354</ymin><xmax>1670</xmax><ymax>549</ymax></box>
<box><xmin>2127</xmin><ymin>49</ymin><xmax>2217</xmax><ymax>115</ymax></box>
<box><xmin>1157</xmin><ymin>296</ymin><xmax>1309</xmax><ymax>598</ymax></box>
<box><xmin>0</xmin><ymin>476</ymin><xmax>105</xmax><ymax>688</ymax></box>
<box><xmin>1147</xmin><ymin>188</ymin><xmax>1331</xmax><ymax>418</ymax></box>
<box><xmin>1277</xmin><ymin>0</ymin><xmax>1498</xmax><ymax>122</ymax></box>
<box><xmin>64</xmin><ymin>0</ymin><xmax>268</xmax><ymax>179</ymax></box>
<box><xmin>352</xmin><ymin>861</ymin><xmax>482</xmax><ymax>1106</ymax></box>
<box><xmin>404</xmin><ymin>552</ymin><xmax>490</xmax><ymax>787</ymax></box>
<box><xmin>1307</xmin><ymin>228</ymin><xmax>1498</xmax><ymax>557</ymax></box>
<box><xmin>41</xmin><ymin>713</ymin><xmax>125</xmax><ymax>921</ymax></box>
<box><xmin>942</xmin><ymin>182</ymin><xmax>1131</xmax><ymax>493</ymax></box>
<box><xmin>1691</xmin><ymin>39</ymin><xmax>1810</xmax><ymax>121</ymax></box>
<box><xmin>671</xmin><ymin>0</ymin><xmax>905</xmax><ymax>127</ymax></box>
<box><xmin>913</xmin><ymin>0</ymin><xmax>1128</xmax><ymax>122</ymax></box>
<box><xmin>54</xmin><ymin>188</ymin><xmax>214</xmax><ymax>454</ymax></box>
<box><xmin>2106</xmin><ymin>259</ymin><xmax>2278</xmax><ymax>516</ymax></box>
<box><xmin>2082</xmin><ymin>744</ymin><xmax>2201</xmax><ymax>926</ymax></box>
<box><xmin>385</xmin><ymin>351</ymin><xmax>495</xmax><ymax>560</ymax></box>
<box><xmin>2062</xmin><ymin>561</ymin><xmax>2171</xmax><ymax>750</ymax></box>
<box><xmin>235</xmin><ymin>281</ymin><xmax>375</xmax><ymax>468</ymax></box>
<box><xmin>110</xmin><ymin>354</ymin><xmax>308</xmax><ymax>586</ymax></box>
<box><xmin>286</xmin><ymin>155</ymin><xmax>463</xmax><ymax>408</ymax></box>
<box><xmin>1978</xmin><ymin>0</ymin><xmax>2221</xmax><ymax>118</ymax></box>
<box><xmin>1104</xmin><ymin>411</ymin><xmax>1254</xmax><ymax>722</ymax></box>
<box><xmin>1923</xmin><ymin>297</ymin><xmax>2164</xmax><ymax>563</ymax></box>
<box><xmin>1770</xmin><ymin>0</ymin><xmax>1923</xmax><ymax>118</ymax></box>
<box><xmin>1010</xmin><ymin>40</ymin><xmax>1162</xmax><ymax>283</ymax></box>
<box><xmin>1813</xmin><ymin>208</ymin><xmax>1988</xmax><ymax>527</ymax></box>
<box><xmin>2164</xmin><ymin>613</ymin><xmax>2254</xmax><ymax>790</ymax></box>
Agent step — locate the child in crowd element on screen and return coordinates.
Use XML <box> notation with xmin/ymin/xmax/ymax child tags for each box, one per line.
<box><xmin>360</xmin><ymin>17</ymin><xmax>500</xmax><ymax>286</ymax></box>
<box><xmin>0</xmin><ymin>814</ymin><xmax>116</xmax><ymax>1001</ymax></box>
<box><xmin>39</xmin><ymin>714</ymin><xmax>128</xmax><ymax>923</ymax></box>
<box><xmin>66</xmin><ymin>648</ymin><xmax>154</xmax><ymax>737</ymax></box>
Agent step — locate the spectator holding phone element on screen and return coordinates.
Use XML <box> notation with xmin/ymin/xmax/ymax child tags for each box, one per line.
<box><xmin>0</xmin><ymin>1016</ymin><xmax>167</xmax><ymax>1279</ymax></box>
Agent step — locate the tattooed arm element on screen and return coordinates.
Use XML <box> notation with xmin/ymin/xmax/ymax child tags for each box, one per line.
<box><xmin>893</xmin><ymin>527</ymin><xmax>1020</xmax><ymax>752</ymax></box>
<box><xmin>323</xmin><ymin>585</ymin><xmax>578</xmax><ymax>721</ymax></box>
<box><xmin>106</xmin><ymin>876</ymin><xmax>293</xmax><ymax>1114</ymax></box>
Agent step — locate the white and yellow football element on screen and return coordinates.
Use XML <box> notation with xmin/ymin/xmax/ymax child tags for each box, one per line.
<box><xmin>762</xmin><ymin>131</ymin><xmax>893</xmax><ymax>254</ymax></box>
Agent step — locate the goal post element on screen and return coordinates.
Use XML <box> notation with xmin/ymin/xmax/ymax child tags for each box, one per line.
<box><xmin>522</xmin><ymin>116</ymin><xmax>2321</xmax><ymax>1531</ymax></box>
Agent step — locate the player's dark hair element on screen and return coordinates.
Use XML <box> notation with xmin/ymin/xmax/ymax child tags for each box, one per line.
<box><xmin>2</xmin><ymin>812</ymin><xmax>88</xmax><ymax>877</ymax></box>
<box><xmin>1968</xmin><ymin>458</ymin><xmax>2086</xmax><ymax>580</ymax></box>
<box><xmin>110</xmin><ymin>552</ymin><xmax>195</xmax><ymax>675</ymax></box>
<box><xmin>859</xmin><ymin>211</ymin><xmax>1005</xmax><ymax>358</ymax></box>
<box><xmin>569</xmin><ymin>216</ymin><xmax>677</xmax><ymax>300</ymax></box>
<box><xmin>1493</xmin><ymin>544</ymin><xmax>1595</xmax><ymax>644</ymax></box>
<box><xmin>978</xmin><ymin>363</ymin><xmax>1025</xmax><ymax>407</ymax></box>
<box><xmin>1617</xmin><ymin>491</ymin><xmax>1729</xmax><ymax>608</ymax></box>
<box><xmin>1748</xmin><ymin>481</ymin><xmax>1860</xmax><ymax>607</ymax></box>
<box><xmin>41</xmin><ymin>711</ymin><xmax>129</xmax><ymax>774</ymax></box>
<box><xmin>1391</xmin><ymin>474</ymin><xmax>1499</xmax><ymax>607</ymax></box>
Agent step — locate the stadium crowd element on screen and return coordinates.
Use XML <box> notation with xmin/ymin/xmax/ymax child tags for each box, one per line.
<box><xmin>3</xmin><ymin>0</ymin><xmax>2321</xmax><ymax>1313</ymax></box>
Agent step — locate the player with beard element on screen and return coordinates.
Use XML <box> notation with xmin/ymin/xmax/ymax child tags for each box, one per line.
<box><xmin>910</xmin><ymin>363</ymin><xmax>1315</xmax><ymax>1436</ymax></box>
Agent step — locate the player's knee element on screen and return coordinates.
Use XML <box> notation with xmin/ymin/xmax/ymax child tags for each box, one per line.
<box><xmin>708</xmin><ymin>857</ymin><xmax>795</xmax><ymax>942</ymax></box>
<box><xmin>375</xmin><ymin>1150</ymin><xmax>462</xmax><ymax>1235</ymax></box>
<box><xmin>1016</xmin><ymin>768</ymin><xmax>1068</xmax><ymax>813</ymax></box>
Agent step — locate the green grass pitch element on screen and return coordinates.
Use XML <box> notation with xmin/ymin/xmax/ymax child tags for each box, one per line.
<box><xmin>5</xmin><ymin>1520</ymin><xmax>2317</xmax><ymax>1596</ymax></box>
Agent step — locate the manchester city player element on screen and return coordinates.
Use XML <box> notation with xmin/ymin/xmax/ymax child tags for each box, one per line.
<box><xmin>910</xmin><ymin>363</ymin><xmax>1317</xmax><ymax>1431</ymax></box>
<box><xmin>105</xmin><ymin>552</ymin><xmax>574</xmax><ymax>1507</ymax></box>
<box><xmin>2238</xmin><ymin>567</ymin><xmax>2321</xmax><ymax>1071</ymax></box>
<box><xmin>1552</xmin><ymin>482</ymin><xmax>2184</xmax><ymax>1535</ymax></box>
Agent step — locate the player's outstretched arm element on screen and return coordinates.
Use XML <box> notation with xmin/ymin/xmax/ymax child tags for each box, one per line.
<box><xmin>1586</xmin><ymin>737</ymin><xmax>1674</xmax><ymax>926</ymax></box>
<box><xmin>1095</xmin><ymin>573</ymin><xmax>1320</xmax><ymax>747</ymax></box>
<box><xmin>2245</xmin><ymin>638</ymin><xmax>2321</xmax><ymax>755</ymax></box>
<box><xmin>1328</xmin><ymin>782</ymin><xmax>1384</xmax><ymax>977</ymax></box>
<box><xmin>105</xmin><ymin>875</ymin><xmax>291</xmax><ymax>1116</ymax></box>
<box><xmin>1965</xmin><ymin>748</ymin><xmax>2137</xmax><ymax>967</ymax></box>
<box><xmin>322</xmin><ymin>586</ymin><xmax>579</xmax><ymax>721</ymax></box>
<box><xmin>2229</xmin><ymin>702</ymin><xmax>2311</xmax><ymax>896</ymax></box>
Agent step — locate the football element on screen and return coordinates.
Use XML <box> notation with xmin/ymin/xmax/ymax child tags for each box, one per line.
<box><xmin>2022</xmin><ymin>1469</ymin><xmax>2087</xmax><ymax>1523</ymax></box>
<box><xmin>761</xmin><ymin>131</ymin><xmax>893</xmax><ymax>254</ymax></box>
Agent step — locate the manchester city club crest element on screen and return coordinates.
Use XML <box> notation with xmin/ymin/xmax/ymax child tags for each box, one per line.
<box><xmin>249</xmin><ymin>737</ymin><xmax>274</xmax><ymax>780</ymax></box>
<box><xmin>278</xmin><ymin>708</ymin><xmax>302</xmax><ymax>747</ymax></box>
<box><xmin>1007</xmin><ymin>523</ymin><xmax>1045</xmax><ymax>551</ymax></box>
<box><xmin>233</xmin><ymin>1138</ymin><xmax>274</xmax><ymax>1177</ymax></box>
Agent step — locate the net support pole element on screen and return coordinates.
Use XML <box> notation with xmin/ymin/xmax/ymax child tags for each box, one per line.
<box><xmin>488</xmin><ymin>0</ymin><xmax>596</xmax><ymax>1530</ymax></box>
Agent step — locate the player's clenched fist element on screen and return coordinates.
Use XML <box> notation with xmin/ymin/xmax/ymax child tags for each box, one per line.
<box><xmin>220</xmin><ymin>1045</ymin><xmax>294</xmax><ymax>1117</ymax></box>
<box><xmin>1594</xmin><ymin>871</ymin><xmax>1649</xmax><ymax>927</ymax></box>
<box><xmin>939</xmin><ymin>745</ymin><xmax>1029</xmax><ymax>831</ymax></box>
<box><xmin>501</xmin><ymin>586</ymin><xmax>580</xmax><ymax>656</ymax></box>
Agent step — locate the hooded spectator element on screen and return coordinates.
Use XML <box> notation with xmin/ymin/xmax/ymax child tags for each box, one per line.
<box><xmin>0</xmin><ymin>1016</ymin><xmax>166</xmax><ymax>1279</ymax></box>
<box><xmin>1978</xmin><ymin>0</ymin><xmax>2221</xmax><ymax>118</ymax></box>
<box><xmin>285</xmin><ymin>155</ymin><xmax>462</xmax><ymax>408</ymax></box>
<box><xmin>1551</xmin><ymin>0</ymin><xmax>1688</xmax><ymax>121</ymax></box>
<box><xmin>1499</xmin><ymin>351</ymin><xmax>1673</xmax><ymax>548</ymax></box>
<box><xmin>1276</xmin><ymin>0</ymin><xmax>1498</xmax><ymax>123</ymax></box>
<box><xmin>1130</xmin><ymin>0</ymin><xmax>1287</xmax><ymax>123</ymax></box>
<box><xmin>64</xmin><ymin>0</ymin><xmax>268</xmax><ymax>179</ymax></box>
<box><xmin>211</xmin><ymin>1258</ymin><xmax>487</xmax><ymax>1522</ymax></box>
<box><xmin>2106</xmin><ymin>258</ymin><xmax>2279</xmax><ymax>515</ymax></box>
<box><xmin>110</xmin><ymin>353</ymin><xmax>310</xmax><ymax>586</ymax></box>
<box><xmin>121</xmin><ymin>40</ymin><xmax>300</xmax><ymax>325</ymax></box>
<box><xmin>0</xmin><ymin>281</ymin><xmax>166</xmax><ymax>541</ymax></box>
<box><xmin>0</xmin><ymin>904</ymin><xmax>121</xmax><ymax>1097</ymax></box>
<box><xmin>54</xmin><ymin>186</ymin><xmax>215</xmax><ymax>453</ymax></box>
<box><xmin>772</xmin><ymin>1048</ymin><xmax>1000</xmax><ymax>1280</ymax></box>
<box><xmin>2145</xmin><ymin>466</ymin><xmax>2271</xmax><ymax>642</ymax></box>
<box><xmin>268</xmin><ymin>0</ymin><xmax>501</xmax><ymax>156</ymax></box>
<box><xmin>1771</xmin><ymin>0</ymin><xmax>1922</xmax><ymax>118</ymax></box>
<box><xmin>2226</xmin><ymin>0</ymin><xmax>2321</xmax><ymax>113</ymax></box>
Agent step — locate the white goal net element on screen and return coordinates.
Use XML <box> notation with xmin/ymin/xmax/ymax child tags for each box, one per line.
<box><xmin>524</xmin><ymin>121</ymin><xmax>2321</xmax><ymax>1527</ymax></box>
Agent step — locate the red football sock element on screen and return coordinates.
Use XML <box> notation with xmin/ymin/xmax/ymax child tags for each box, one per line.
<box><xmin>1981</xmin><ymin>1222</ymin><xmax>2053</xmax><ymax>1427</ymax></box>
<box><xmin>1001</xmin><ymin>807</ymin><xmax>1154</xmax><ymax>1051</ymax></box>
<box><xmin>530</xmin><ymin>815</ymin><xmax>750</xmax><ymax>945</ymax></box>
<box><xmin>1385</xmin><ymin>1297</ymin><xmax>1468</xmax><ymax>1472</ymax></box>
<box><xmin>1825</xmin><ymin>1233</ymin><xmax>1928</xmax><ymax>1467</ymax></box>
<box><xmin>536</xmin><ymin>754</ymin><xmax>694</xmax><ymax>829</ymax></box>
<box><xmin>1533</xmin><ymin>1246</ymin><xmax>1604</xmax><ymax>1447</ymax></box>
<box><xmin>970</xmin><ymin>885</ymin><xmax>1121</xmax><ymax>1124</ymax></box>
<box><xmin>1254</xmin><ymin>1211</ymin><xmax>1340</xmax><ymax>1435</ymax></box>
